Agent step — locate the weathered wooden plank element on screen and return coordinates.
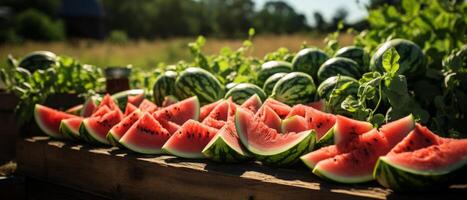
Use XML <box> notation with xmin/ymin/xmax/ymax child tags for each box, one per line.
<box><xmin>16</xmin><ymin>137</ymin><xmax>467</xmax><ymax>200</ymax></box>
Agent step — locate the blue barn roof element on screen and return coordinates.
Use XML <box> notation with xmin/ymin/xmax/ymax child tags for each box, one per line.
<box><xmin>60</xmin><ymin>0</ymin><xmax>104</xmax><ymax>17</ymax></box>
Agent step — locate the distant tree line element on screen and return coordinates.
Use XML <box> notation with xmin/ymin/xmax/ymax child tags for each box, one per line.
<box><xmin>0</xmin><ymin>0</ymin><xmax>391</xmax><ymax>42</ymax></box>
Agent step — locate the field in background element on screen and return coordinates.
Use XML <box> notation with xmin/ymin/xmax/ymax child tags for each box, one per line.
<box><xmin>0</xmin><ymin>34</ymin><xmax>354</xmax><ymax>70</ymax></box>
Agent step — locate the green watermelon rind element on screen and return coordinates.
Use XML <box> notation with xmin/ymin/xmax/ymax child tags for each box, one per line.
<box><xmin>334</xmin><ymin>46</ymin><xmax>369</xmax><ymax>72</ymax></box>
<box><xmin>153</xmin><ymin>71</ymin><xmax>178</xmax><ymax>106</ymax></box>
<box><xmin>317</xmin><ymin>76</ymin><xmax>359</xmax><ymax>100</ymax></box>
<box><xmin>59</xmin><ymin>120</ymin><xmax>80</xmax><ymax>140</ymax></box>
<box><xmin>175</xmin><ymin>67</ymin><xmax>224</xmax><ymax>105</ymax></box>
<box><xmin>312</xmin><ymin>164</ymin><xmax>374</xmax><ymax>184</ymax></box>
<box><xmin>111</xmin><ymin>89</ymin><xmax>145</xmax><ymax>111</ymax></box>
<box><xmin>373</xmin><ymin>156</ymin><xmax>467</xmax><ymax>191</ymax></box>
<box><xmin>225</xmin><ymin>83</ymin><xmax>267</xmax><ymax>105</ymax></box>
<box><xmin>34</xmin><ymin>105</ymin><xmax>64</xmax><ymax>139</ymax></box>
<box><xmin>202</xmin><ymin>133</ymin><xmax>253</xmax><ymax>163</ymax></box>
<box><xmin>106</xmin><ymin>133</ymin><xmax>120</xmax><ymax>147</ymax></box>
<box><xmin>262</xmin><ymin>72</ymin><xmax>287</xmax><ymax>96</ymax></box>
<box><xmin>314</xmin><ymin>127</ymin><xmax>335</xmax><ymax>149</ymax></box>
<box><xmin>271</xmin><ymin>72</ymin><xmax>316</xmax><ymax>105</ymax></box>
<box><xmin>79</xmin><ymin>119</ymin><xmax>109</xmax><ymax>145</ymax></box>
<box><xmin>317</xmin><ymin>57</ymin><xmax>361</xmax><ymax>83</ymax></box>
<box><xmin>291</xmin><ymin>48</ymin><xmax>329</xmax><ymax>78</ymax></box>
<box><xmin>257</xmin><ymin>61</ymin><xmax>292</xmax><ymax>86</ymax></box>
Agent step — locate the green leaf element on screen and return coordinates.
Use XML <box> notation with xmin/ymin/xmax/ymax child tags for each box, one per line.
<box><xmin>382</xmin><ymin>47</ymin><xmax>400</xmax><ymax>75</ymax></box>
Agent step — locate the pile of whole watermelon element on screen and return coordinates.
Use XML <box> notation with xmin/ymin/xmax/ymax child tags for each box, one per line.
<box><xmin>32</xmin><ymin>38</ymin><xmax>466</xmax><ymax>192</ymax></box>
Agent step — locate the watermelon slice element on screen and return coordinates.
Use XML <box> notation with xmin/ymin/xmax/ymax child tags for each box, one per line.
<box><xmin>94</xmin><ymin>94</ymin><xmax>119</xmax><ymax>112</ymax></box>
<box><xmin>240</xmin><ymin>94</ymin><xmax>262</xmax><ymax>113</ymax></box>
<box><xmin>281</xmin><ymin>115</ymin><xmax>308</xmax><ymax>133</ymax></box>
<box><xmin>255</xmin><ymin>105</ymin><xmax>282</xmax><ymax>132</ymax></box>
<box><xmin>127</xmin><ymin>93</ymin><xmax>145</xmax><ymax>107</ymax></box>
<box><xmin>374</xmin><ymin>124</ymin><xmax>466</xmax><ymax>191</ymax></box>
<box><xmin>65</xmin><ymin>104</ymin><xmax>83</xmax><ymax>116</ymax></box>
<box><xmin>202</xmin><ymin>100</ymin><xmax>230</xmax><ymax>129</ymax></box>
<box><xmin>91</xmin><ymin>105</ymin><xmax>111</xmax><ymax>117</ymax></box>
<box><xmin>124</xmin><ymin>103</ymin><xmax>138</xmax><ymax>116</ymax></box>
<box><xmin>311</xmin><ymin>115</ymin><xmax>415</xmax><ymax>183</ymax></box>
<box><xmin>162</xmin><ymin>120</ymin><xmax>218</xmax><ymax>158</ymax></box>
<box><xmin>81</xmin><ymin>95</ymin><xmax>100</xmax><ymax>117</ymax></box>
<box><xmin>332</xmin><ymin>115</ymin><xmax>373</xmax><ymax>149</ymax></box>
<box><xmin>263</xmin><ymin>98</ymin><xmax>291</xmax><ymax>118</ymax></box>
<box><xmin>119</xmin><ymin>112</ymin><xmax>171</xmax><ymax>154</ymax></box>
<box><xmin>138</xmin><ymin>99</ymin><xmax>158</xmax><ymax>113</ymax></box>
<box><xmin>154</xmin><ymin>96</ymin><xmax>200</xmax><ymax>125</ymax></box>
<box><xmin>235</xmin><ymin>107</ymin><xmax>315</xmax><ymax>166</ymax></box>
<box><xmin>34</xmin><ymin>104</ymin><xmax>76</xmax><ymax>138</ymax></box>
<box><xmin>307</xmin><ymin>99</ymin><xmax>325</xmax><ymax>112</ymax></box>
<box><xmin>285</xmin><ymin>104</ymin><xmax>307</xmax><ymax>118</ymax></box>
<box><xmin>199</xmin><ymin>99</ymin><xmax>223</xmax><ymax>122</ymax></box>
<box><xmin>107</xmin><ymin>109</ymin><xmax>142</xmax><ymax>146</ymax></box>
<box><xmin>305</xmin><ymin>107</ymin><xmax>336</xmax><ymax>140</ymax></box>
<box><xmin>80</xmin><ymin>109</ymin><xmax>123</xmax><ymax>144</ymax></box>
<box><xmin>153</xmin><ymin>114</ymin><xmax>180</xmax><ymax>135</ymax></box>
<box><xmin>60</xmin><ymin>117</ymin><xmax>84</xmax><ymax>140</ymax></box>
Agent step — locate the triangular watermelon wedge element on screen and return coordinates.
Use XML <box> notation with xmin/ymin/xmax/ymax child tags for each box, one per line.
<box><xmin>34</xmin><ymin>104</ymin><xmax>76</xmax><ymax>139</ymax></box>
<box><xmin>154</xmin><ymin>96</ymin><xmax>200</xmax><ymax>125</ymax></box>
<box><xmin>80</xmin><ymin>109</ymin><xmax>123</xmax><ymax>145</ymax></box>
<box><xmin>240</xmin><ymin>94</ymin><xmax>262</xmax><ymax>114</ymax></box>
<box><xmin>120</xmin><ymin>112</ymin><xmax>171</xmax><ymax>154</ymax></box>
<box><xmin>107</xmin><ymin>109</ymin><xmax>142</xmax><ymax>146</ymax></box>
<box><xmin>60</xmin><ymin>117</ymin><xmax>84</xmax><ymax>140</ymax></box>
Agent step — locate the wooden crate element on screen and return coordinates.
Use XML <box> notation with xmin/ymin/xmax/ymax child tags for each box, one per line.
<box><xmin>16</xmin><ymin>137</ymin><xmax>466</xmax><ymax>200</ymax></box>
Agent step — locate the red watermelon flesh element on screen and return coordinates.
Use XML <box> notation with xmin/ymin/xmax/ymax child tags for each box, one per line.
<box><xmin>107</xmin><ymin>110</ymin><xmax>143</xmax><ymax>145</ymax></box>
<box><xmin>378</xmin><ymin>115</ymin><xmax>416</xmax><ymax>146</ymax></box>
<box><xmin>200</xmin><ymin>99</ymin><xmax>223</xmax><ymax>122</ymax></box>
<box><xmin>255</xmin><ymin>105</ymin><xmax>282</xmax><ymax>133</ymax></box>
<box><xmin>281</xmin><ymin>115</ymin><xmax>308</xmax><ymax>133</ymax></box>
<box><xmin>307</xmin><ymin>99</ymin><xmax>325</xmax><ymax>112</ymax></box>
<box><xmin>120</xmin><ymin>113</ymin><xmax>171</xmax><ymax>154</ymax></box>
<box><xmin>381</xmin><ymin>139</ymin><xmax>467</xmax><ymax>172</ymax></box>
<box><xmin>334</xmin><ymin>115</ymin><xmax>373</xmax><ymax>150</ymax></box>
<box><xmin>305</xmin><ymin>107</ymin><xmax>336</xmax><ymax>139</ymax></box>
<box><xmin>240</xmin><ymin>94</ymin><xmax>262</xmax><ymax>114</ymax></box>
<box><xmin>301</xmin><ymin>145</ymin><xmax>341</xmax><ymax>169</ymax></box>
<box><xmin>388</xmin><ymin>124</ymin><xmax>446</xmax><ymax>156</ymax></box>
<box><xmin>95</xmin><ymin>94</ymin><xmax>118</xmax><ymax>111</ymax></box>
<box><xmin>202</xmin><ymin>100</ymin><xmax>229</xmax><ymax>129</ymax></box>
<box><xmin>285</xmin><ymin>104</ymin><xmax>307</xmax><ymax>118</ymax></box>
<box><xmin>65</xmin><ymin>104</ymin><xmax>83</xmax><ymax>115</ymax></box>
<box><xmin>34</xmin><ymin>104</ymin><xmax>76</xmax><ymax>138</ymax></box>
<box><xmin>81</xmin><ymin>98</ymin><xmax>98</xmax><ymax>117</ymax></box>
<box><xmin>154</xmin><ymin>96</ymin><xmax>200</xmax><ymax>125</ymax></box>
<box><xmin>138</xmin><ymin>99</ymin><xmax>158</xmax><ymax>113</ymax></box>
<box><xmin>263</xmin><ymin>98</ymin><xmax>291</xmax><ymax>118</ymax></box>
<box><xmin>124</xmin><ymin>103</ymin><xmax>138</xmax><ymax>116</ymax></box>
<box><xmin>91</xmin><ymin>105</ymin><xmax>111</xmax><ymax>117</ymax></box>
<box><xmin>60</xmin><ymin>117</ymin><xmax>84</xmax><ymax>139</ymax></box>
<box><xmin>162</xmin><ymin>120</ymin><xmax>218</xmax><ymax>158</ymax></box>
<box><xmin>128</xmin><ymin>93</ymin><xmax>145</xmax><ymax>107</ymax></box>
<box><xmin>81</xmin><ymin>109</ymin><xmax>123</xmax><ymax>144</ymax></box>
<box><xmin>155</xmin><ymin>117</ymin><xmax>180</xmax><ymax>135</ymax></box>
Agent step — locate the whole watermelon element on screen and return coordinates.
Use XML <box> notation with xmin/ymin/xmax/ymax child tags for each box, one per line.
<box><xmin>317</xmin><ymin>57</ymin><xmax>361</xmax><ymax>83</ymax></box>
<box><xmin>271</xmin><ymin>72</ymin><xmax>316</xmax><ymax>105</ymax></box>
<box><xmin>262</xmin><ymin>72</ymin><xmax>287</xmax><ymax>96</ymax></box>
<box><xmin>292</xmin><ymin>48</ymin><xmax>328</xmax><ymax>79</ymax></box>
<box><xmin>257</xmin><ymin>61</ymin><xmax>292</xmax><ymax>86</ymax></box>
<box><xmin>370</xmin><ymin>39</ymin><xmax>426</xmax><ymax>79</ymax></box>
<box><xmin>19</xmin><ymin>51</ymin><xmax>58</xmax><ymax>72</ymax></box>
<box><xmin>175</xmin><ymin>67</ymin><xmax>224</xmax><ymax>105</ymax></box>
<box><xmin>334</xmin><ymin>46</ymin><xmax>369</xmax><ymax>73</ymax></box>
<box><xmin>317</xmin><ymin>76</ymin><xmax>359</xmax><ymax>100</ymax></box>
<box><xmin>153</xmin><ymin>71</ymin><xmax>177</xmax><ymax>106</ymax></box>
<box><xmin>225</xmin><ymin>83</ymin><xmax>267</xmax><ymax>104</ymax></box>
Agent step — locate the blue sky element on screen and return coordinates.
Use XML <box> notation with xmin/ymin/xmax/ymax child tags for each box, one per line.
<box><xmin>254</xmin><ymin>0</ymin><xmax>370</xmax><ymax>25</ymax></box>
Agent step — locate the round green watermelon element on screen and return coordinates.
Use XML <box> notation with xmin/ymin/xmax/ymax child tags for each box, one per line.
<box><xmin>370</xmin><ymin>39</ymin><xmax>426</xmax><ymax>79</ymax></box>
<box><xmin>175</xmin><ymin>67</ymin><xmax>224</xmax><ymax>105</ymax></box>
<box><xmin>317</xmin><ymin>76</ymin><xmax>359</xmax><ymax>100</ymax></box>
<box><xmin>292</xmin><ymin>48</ymin><xmax>329</xmax><ymax>79</ymax></box>
<box><xmin>225</xmin><ymin>82</ymin><xmax>238</xmax><ymax>91</ymax></box>
<box><xmin>257</xmin><ymin>61</ymin><xmax>292</xmax><ymax>86</ymax></box>
<box><xmin>262</xmin><ymin>72</ymin><xmax>287</xmax><ymax>96</ymax></box>
<box><xmin>225</xmin><ymin>83</ymin><xmax>267</xmax><ymax>104</ymax></box>
<box><xmin>153</xmin><ymin>71</ymin><xmax>177</xmax><ymax>106</ymax></box>
<box><xmin>19</xmin><ymin>51</ymin><xmax>58</xmax><ymax>72</ymax></box>
<box><xmin>334</xmin><ymin>46</ymin><xmax>369</xmax><ymax>73</ymax></box>
<box><xmin>317</xmin><ymin>57</ymin><xmax>361</xmax><ymax>83</ymax></box>
<box><xmin>271</xmin><ymin>72</ymin><xmax>316</xmax><ymax>105</ymax></box>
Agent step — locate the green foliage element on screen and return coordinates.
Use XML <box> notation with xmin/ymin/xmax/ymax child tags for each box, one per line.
<box><xmin>107</xmin><ymin>30</ymin><xmax>129</xmax><ymax>44</ymax></box>
<box><xmin>0</xmin><ymin>55</ymin><xmax>103</xmax><ymax>125</ymax></box>
<box><xmin>14</xmin><ymin>9</ymin><xmax>64</xmax><ymax>41</ymax></box>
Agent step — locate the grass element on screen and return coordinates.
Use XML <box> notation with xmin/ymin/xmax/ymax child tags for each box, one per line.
<box><xmin>0</xmin><ymin>34</ymin><xmax>354</xmax><ymax>70</ymax></box>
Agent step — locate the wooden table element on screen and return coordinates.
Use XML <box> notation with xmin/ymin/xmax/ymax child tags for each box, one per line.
<box><xmin>16</xmin><ymin>137</ymin><xmax>467</xmax><ymax>200</ymax></box>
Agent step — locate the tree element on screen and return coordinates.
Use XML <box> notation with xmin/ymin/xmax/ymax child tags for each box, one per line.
<box><xmin>254</xmin><ymin>1</ymin><xmax>309</xmax><ymax>34</ymax></box>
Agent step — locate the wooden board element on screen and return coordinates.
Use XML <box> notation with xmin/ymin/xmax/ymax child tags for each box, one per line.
<box><xmin>16</xmin><ymin>137</ymin><xmax>467</xmax><ymax>200</ymax></box>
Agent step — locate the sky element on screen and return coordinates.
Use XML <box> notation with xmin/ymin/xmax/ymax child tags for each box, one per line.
<box><xmin>254</xmin><ymin>0</ymin><xmax>370</xmax><ymax>25</ymax></box>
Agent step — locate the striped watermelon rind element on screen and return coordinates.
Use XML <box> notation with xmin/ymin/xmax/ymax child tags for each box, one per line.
<box><xmin>79</xmin><ymin>119</ymin><xmax>103</xmax><ymax>144</ymax></box>
<box><xmin>317</xmin><ymin>57</ymin><xmax>361</xmax><ymax>83</ymax></box>
<box><xmin>257</xmin><ymin>61</ymin><xmax>292</xmax><ymax>86</ymax></box>
<box><xmin>262</xmin><ymin>72</ymin><xmax>287</xmax><ymax>96</ymax></box>
<box><xmin>59</xmin><ymin>118</ymin><xmax>82</xmax><ymax>140</ymax></box>
<box><xmin>202</xmin><ymin>130</ymin><xmax>252</xmax><ymax>163</ymax></box>
<box><xmin>175</xmin><ymin>67</ymin><xmax>224</xmax><ymax>105</ymax></box>
<box><xmin>370</xmin><ymin>39</ymin><xmax>426</xmax><ymax>79</ymax></box>
<box><xmin>334</xmin><ymin>46</ymin><xmax>369</xmax><ymax>73</ymax></box>
<box><xmin>271</xmin><ymin>72</ymin><xmax>316</xmax><ymax>105</ymax></box>
<box><xmin>292</xmin><ymin>48</ymin><xmax>329</xmax><ymax>79</ymax></box>
<box><xmin>317</xmin><ymin>75</ymin><xmax>359</xmax><ymax>100</ymax></box>
<box><xmin>224</xmin><ymin>83</ymin><xmax>267</xmax><ymax>104</ymax></box>
<box><xmin>153</xmin><ymin>71</ymin><xmax>177</xmax><ymax>106</ymax></box>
